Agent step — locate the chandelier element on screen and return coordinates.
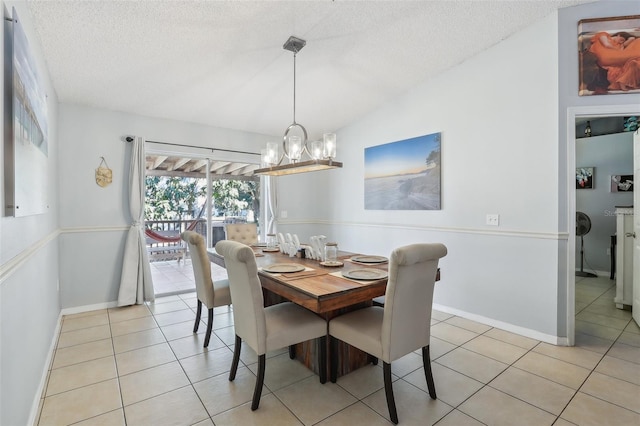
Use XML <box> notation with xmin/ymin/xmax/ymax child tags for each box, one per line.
<box><xmin>255</xmin><ymin>36</ymin><xmax>343</xmax><ymax>176</ymax></box>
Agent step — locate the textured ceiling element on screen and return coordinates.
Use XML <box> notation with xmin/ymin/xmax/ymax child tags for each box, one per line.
<box><xmin>26</xmin><ymin>0</ymin><xmax>592</xmax><ymax>141</ymax></box>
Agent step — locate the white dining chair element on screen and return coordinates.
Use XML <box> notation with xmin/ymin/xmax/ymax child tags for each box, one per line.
<box><xmin>328</xmin><ymin>243</ymin><xmax>447</xmax><ymax>424</ymax></box>
<box><xmin>215</xmin><ymin>240</ymin><xmax>328</xmax><ymax>411</ymax></box>
<box><xmin>181</xmin><ymin>231</ymin><xmax>231</xmax><ymax>347</ymax></box>
<box><xmin>224</xmin><ymin>223</ymin><xmax>259</xmax><ymax>246</ymax></box>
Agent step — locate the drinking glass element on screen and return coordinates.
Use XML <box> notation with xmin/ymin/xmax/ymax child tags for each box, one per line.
<box><xmin>324</xmin><ymin>242</ymin><xmax>338</xmax><ymax>263</ymax></box>
<box><xmin>266</xmin><ymin>233</ymin><xmax>276</xmax><ymax>249</ymax></box>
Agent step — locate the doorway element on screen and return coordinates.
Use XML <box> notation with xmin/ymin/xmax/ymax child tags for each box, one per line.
<box><xmin>144</xmin><ymin>149</ymin><xmax>261</xmax><ymax>296</ymax></box>
<box><xmin>568</xmin><ymin>106</ymin><xmax>639</xmax><ymax>346</ymax></box>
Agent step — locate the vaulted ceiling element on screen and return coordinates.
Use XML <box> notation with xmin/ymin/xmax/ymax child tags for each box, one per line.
<box><xmin>26</xmin><ymin>0</ymin><xmax>592</xmax><ymax>144</ymax></box>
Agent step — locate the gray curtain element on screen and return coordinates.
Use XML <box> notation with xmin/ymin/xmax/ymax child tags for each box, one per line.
<box><xmin>117</xmin><ymin>136</ymin><xmax>154</xmax><ymax>306</ymax></box>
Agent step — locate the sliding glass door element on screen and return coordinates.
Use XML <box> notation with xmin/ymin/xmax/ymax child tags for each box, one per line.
<box><xmin>144</xmin><ymin>150</ymin><xmax>260</xmax><ymax>295</ymax></box>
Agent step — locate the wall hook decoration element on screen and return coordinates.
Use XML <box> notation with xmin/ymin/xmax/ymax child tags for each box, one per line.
<box><xmin>95</xmin><ymin>157</ymin><xmax>113</xmax><ymax>187</ymax></box>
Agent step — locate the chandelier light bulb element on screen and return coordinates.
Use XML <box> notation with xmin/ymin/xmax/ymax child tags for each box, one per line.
<box><xmin>323</xmin><ymin>133</ymin><xmax>336</xmax><ymax>159</ymax></box>
<box><xmin>288</xmin><ymin>136</ymin><xmax>302</xmax><ymax>162</ymax></box>
<box><xmin>266</xmin><ymin>142</ymin><xmax>278</xmax><ymax>165</ymax></box>
<box><xmin>311</xmin><ymin>140</ymin><xmax>323</xmax><ymax>160</ymax></box>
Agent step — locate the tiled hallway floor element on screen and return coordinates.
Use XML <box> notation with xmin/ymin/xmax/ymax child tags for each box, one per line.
<box><xmin>36</xmin><ymin>275</ymin><xmax>639</xmax><ymax>425</ymax></box>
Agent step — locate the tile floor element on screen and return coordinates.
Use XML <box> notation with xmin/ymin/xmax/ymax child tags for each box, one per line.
<box><xmin>36</xmin><ymin>275</ymin><xmax>639</xmax><ymax>425</ymax></box>
<box><xmin>148</xmin><ymin>258</ymin><xmax>195</xmax><ymax>295</ymax></box>
<box><xmin>150</xmin><ymin>259</ymin><xmax>228</xmax><ymax>296</ymax></box>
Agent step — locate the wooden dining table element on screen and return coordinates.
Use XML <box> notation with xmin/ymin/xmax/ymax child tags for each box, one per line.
<box><xmin>206</xmin><ymin>245</ymin><xmax>440</xmax><ymax>378</ymax></box>
<box><xmin>207</xmin><ymin>247</ymin><xmax>390</xmax><ymax>313</ymax></box>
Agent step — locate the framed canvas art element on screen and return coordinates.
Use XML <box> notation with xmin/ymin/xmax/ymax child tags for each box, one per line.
<box><xmin>578</xmin><ymin>15</ymin><xmax>640</xmax><ymax>96</ymax></box>
<box><xmin>576</xmin><ymin>167</ymin><xmax>594</xmax><ymax>189</ymax></box>
<box><xmin>4</xmin><ymin>8</ymin><xmax>49</xmax><ymax>217</ymax></box>
<box><xmin>364</xmin><ymin>132</ymin><xmax>441</xmax><ymax>210</ymax></box>
<box><xmin>611</xmin><ymin>174</ymin><xmax>634</xmax><ymax>192</ymax></box>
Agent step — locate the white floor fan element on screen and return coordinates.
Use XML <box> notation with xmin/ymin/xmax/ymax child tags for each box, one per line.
<box><xmin>576</xmin><ymin>211</ymin><xmax>597</xmax><ymax>278</ymax></box>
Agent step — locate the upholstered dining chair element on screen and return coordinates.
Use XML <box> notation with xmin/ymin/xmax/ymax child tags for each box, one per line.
<box><xmin>328</xmin><ymin>243</ymin><xmax>447</xmax><ymax>425</ymax></box>
<box><xmin>215</xmin><ymin>240</ymin><xmax>327</xmax><ymax>411</ymax></box>
<box><xmin>225</xmin><ymin>223</ymin><xmax>259</xmax><ymax>246</ymax></box>
<box><xmin>181</xmin><ymin>231</ymin><xmax>232</xmax><ymax>347</ymax></box>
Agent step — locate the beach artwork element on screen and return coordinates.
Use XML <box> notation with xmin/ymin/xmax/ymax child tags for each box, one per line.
<box><xmin>364</xmin><ymin>133</ymin><xmax>441</xmax><ymax>210</ymax></box>
<box><xmin>10</xmin><ymin>8</ymin><xmax>49</xmax><ymax>216</ymax></box>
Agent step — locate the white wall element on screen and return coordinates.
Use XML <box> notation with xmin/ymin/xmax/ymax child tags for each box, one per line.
<box><xmin>0</xmin><ymin>2</ymin><xmax>60</xmax><ymax>425</ymax></box>
<box><xmin>280</xmin><ymin>12</ymin><xmax>564</xmax><ymax>340</ymax></box>
<box><xmin>576</xmin><ymin>132</ymin><xmax>634</xmax><ymax>274</ymax></box>
<box><xmin>57</xmin><ymin>104</ymin><xmax>270</xmax><ymax>308</ymax></box>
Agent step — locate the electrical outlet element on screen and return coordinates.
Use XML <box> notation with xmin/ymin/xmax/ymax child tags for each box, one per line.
<box><xmin>281</xmin><ymin>210</ymin><xmax>288</xmax><ymax>219</ymax></box>
<box><xmin>486</xmin><ymin>214</ymin><xmax>500</xmax><ymax>226</ymax></box>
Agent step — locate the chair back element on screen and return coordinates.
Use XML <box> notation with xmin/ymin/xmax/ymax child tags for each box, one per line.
<box><xmin>382</xmin><ymin>243</ymin><xmax>447</xmax><ymax>362</ymax></box>
<box><xmin>215</xmin><ymin>240</ymin><xmax>267</xmax><ymax>354</ymax></box>
<box><xmin>225</xmin><ymin>223</ymin><xmax>258</xmax><ymax>246</ymax></box>
<box><xmin>181</xmin><ymin>231</ymin><xmax>216</xmax><ymax>307</ymax></box>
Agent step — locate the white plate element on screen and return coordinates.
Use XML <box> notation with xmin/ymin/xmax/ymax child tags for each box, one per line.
<box><xmin>261</xmin><ymin>247</ymin><xmax>280</xmax><ymax>252</ymax></box>
<box><xmin>350</xmin><ymin>255</ymin><xmax>388</xmax><ymax>264</ymax></box>
<box><xmin>342</xmin><ymin>269</ymin><xmax>388</xmax><ymax>280</ymax></box>
<box><xmin>262</xmin><ymin>263</ymin><xmax>305</xmax><ymax>273</ymax></box>
<box><xmin>320</xmin><ymin>261</ymin><xmax>344</xmax><ymax>267</ymax></box>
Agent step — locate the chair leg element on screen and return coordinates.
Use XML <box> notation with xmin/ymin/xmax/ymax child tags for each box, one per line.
<box><xmin>193</xmin><ymin>299</ymin><xmax>202</xmax><ymax>333</ymax></box>
<box><xmin>368</xmin><ymin>354</ymin><xmax>378</xmax><ymax>365</ymax></box>
<box><xmin>204</xmin><ymin>308</ymin><xmax>213</xmax><ymax>347</ymax></box>
<box><xmin>422</xmin><ymin>346</ymin><xmax>437</xmax><ymax>399</ymax></box>
<box><xmin>383</xmin><ymin>362</ymin><xmax>398</xmax><ymax>424</ymax></box>
<box><xmin>289</xmin><ymin>344</ymin><xmax>296</xmax><ymax>359</ymax></box>
<box><xmin>229</xmin><ymin>335</ymin><xmax>241</xmax><ymax>381</ymax></box>
<box><xmin>318</xmin><ymin>336</ymin><xmax>327</xmax><ymax>384</ymax></box>
<box><xmin>251</xmin><ymin>354</ymin><xmax>266</xmax><ymax>411</ymax></box>
<box><xmin>329</xmin><ymin>336</ymin><xmax>338</xmax><ymax>383</ymax></box>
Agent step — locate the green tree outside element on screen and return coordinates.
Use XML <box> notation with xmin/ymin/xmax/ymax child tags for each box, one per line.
<box><xmin>145</xmin><ymin>176</ymin><xmax>259</xmax><ymax>224</ymax></box>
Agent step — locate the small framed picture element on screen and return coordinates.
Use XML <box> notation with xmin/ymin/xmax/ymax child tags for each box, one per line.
<box><xmin>576</xmin><ymin>167</ymin><xmax>594</xmax><ymax>189</ymax></box>
<box><xmin>611</xmin><ymin>174</ymin><xmax>634</xmax><ymax>192</ymax></box>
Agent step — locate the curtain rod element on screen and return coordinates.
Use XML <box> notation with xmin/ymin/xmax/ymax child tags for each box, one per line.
<box><xmin>124</xmin><ymin>136</ymin><xmax>260</xmax><ymax>156</ymax></box>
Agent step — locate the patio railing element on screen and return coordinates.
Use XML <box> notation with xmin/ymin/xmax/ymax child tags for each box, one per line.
<box><xmin>145</xmin><ymin>218</ymin><xmax>252</xmax><ymax>262</ymax></box>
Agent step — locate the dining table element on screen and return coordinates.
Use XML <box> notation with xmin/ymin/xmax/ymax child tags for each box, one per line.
<box><xmin>206</xmin><ymin>245</ymin><xmax>440</xmax><ymax>378</ymax></box>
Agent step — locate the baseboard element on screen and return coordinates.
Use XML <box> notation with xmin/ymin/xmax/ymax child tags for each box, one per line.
<box><xmin>432</xmin><ymin>303</ymin><xmax>565</xmax><ymax>345</ymax></box>
<box><xmin>28</xmin><ymin>312</ymin><xmax>63</xmax><ymax>426</ymax></box>
<box><xmin>60</xmin><ymin>301</ymin><xmax>119</xmax><ymax>316</ymax></box>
